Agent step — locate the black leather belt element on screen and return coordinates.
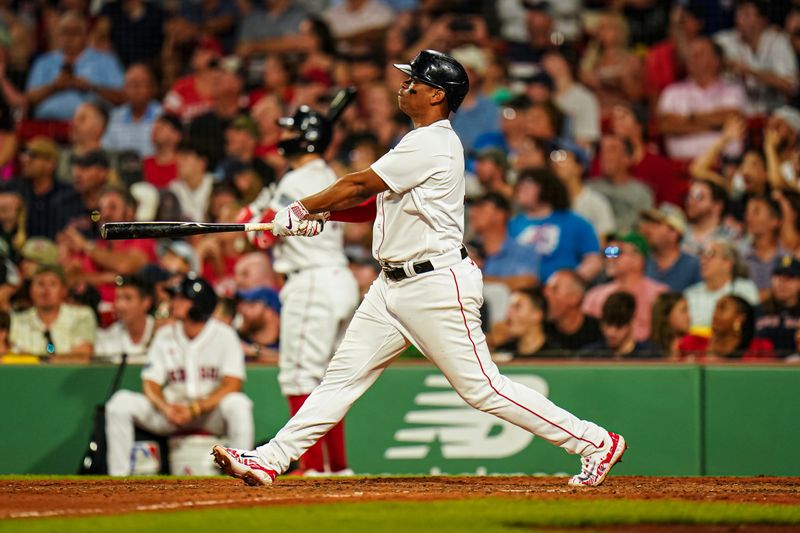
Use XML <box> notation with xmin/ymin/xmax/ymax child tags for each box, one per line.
<box><xmin>381</xmin><ymin>246</ymin><xmax>468</xmax><ymax>282</ymax></box>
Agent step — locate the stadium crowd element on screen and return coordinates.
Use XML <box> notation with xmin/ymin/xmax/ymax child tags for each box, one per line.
<box><xmin>1</xmin><ymin>0</ymin><xmax>800</xmax><ymax>364</ymax></box>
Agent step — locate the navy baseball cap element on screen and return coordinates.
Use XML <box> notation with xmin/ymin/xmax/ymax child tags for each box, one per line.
<box><xmin>773</xmin><ymin>255</ymin><xmax>800</xmax><ymax>277</ymax></box>
<box><xmin>553</xmin><ymin>138</ymin><xmax>589</xmax><ymax>169</ymax></box>
<box><xmin>237</xmin><ymin>286</ymin><xmax>281</xmax><ymax>313</ymax></box>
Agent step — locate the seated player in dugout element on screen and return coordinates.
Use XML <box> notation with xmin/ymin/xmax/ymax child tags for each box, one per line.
<box><xmin>212</xmin><ymin>50</ymin><xmax>627</xmax><ymax>488</ymax></box>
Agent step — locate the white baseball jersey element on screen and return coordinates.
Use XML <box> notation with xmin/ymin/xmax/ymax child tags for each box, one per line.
<box><xmin>370</xmin><ymin>119</ymin><xmax>465</xmax><ymax>263</ymax></box>
<box><xmin>142</xmin><ymin>319</ymin><xmax>245</xmax><ymax>404</ymax></box>
<box><xmin>94</xmin><ymin>316</ymin><xmax>156</xmax><ymax>364</ymax></box>
<box><xmin>269</xmin><ymin>159</ymin><xmax>348</xmax><ymax>274</ymax></box>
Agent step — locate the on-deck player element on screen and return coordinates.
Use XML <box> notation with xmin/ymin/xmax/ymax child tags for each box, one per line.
<box><xmin>237</xmin><ymin>102</ymin><xmax>359</xmax><ymax>475</ymax></box>
<box><xmin>213</xmin><ymin>50</ymin><xmax>627</xmax><ymax>487</ymax></box>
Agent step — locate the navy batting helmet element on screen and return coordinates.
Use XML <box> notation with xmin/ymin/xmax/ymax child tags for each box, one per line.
<box><xmin>276</xmin><ymin>105</ymin><xmax>333</xmax><ymax>157</ymax></box>
<box><xmin>167</xmin><ymin>273</ymin><xmax>218</xmax><ymax>322</ymax></box>
<box><xmin>393</xmin><ymin>50</ymin><xmax>470</xmax><ymax>112</ymax></box>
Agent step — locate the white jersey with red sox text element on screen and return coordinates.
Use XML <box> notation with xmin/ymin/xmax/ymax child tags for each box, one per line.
<box><xmin>269</xmin><ymin>159</ymin><xmax>348</xmax><ymax>274</ymax></box>
<box><xmin>370</xmin><ymin>119</ymin><xmax>465</xmax><ymax>263</ymax></box>
<box><xmin>141</xmin><ymin>319</ymin><xmax>246</xmax><ymax>404</ymax></box>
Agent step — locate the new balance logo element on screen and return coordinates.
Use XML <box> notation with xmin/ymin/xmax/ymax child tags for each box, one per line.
<box><xmin>385</xmin><ymin>374</ymin><xmax>549</xmax><ymax>460</ymax></box>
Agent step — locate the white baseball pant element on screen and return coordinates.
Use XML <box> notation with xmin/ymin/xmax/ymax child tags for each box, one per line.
<box><xmin>255</xmin><ymin>257</ymin><xmax>608</xmax><ymax>473</ymax></box>
<box><xmin>106</xmin><ymin>390</ymin><xmax>254</xmax><ymax>476</ymax></box>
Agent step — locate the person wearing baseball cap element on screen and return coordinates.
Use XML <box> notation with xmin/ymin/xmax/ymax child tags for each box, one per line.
<box><xmin>219</xmin><ymin>114</ymin><xmax>275</xmax><ymax>188</ymax></box>
<box><xmin>583</xmin><ymin>231</ymin><xmax>669</xmax><ymax>342</ymax></box>
<box><xmin>236</xmin><ymin>286</ymin><xmax>281</xmax><ymax>360</ymax></box>
<box><xmin>756</xmin><ymin>254</ymin><xmax>800</xmax><ymax>357</ymax></box>
<box><xmin>551</xmin><ymin>138</ymin><xmax>616</xmax><ymax>240</ymax></box>
<box><xmin>471</xmin><ymin>148</ymin><xmax>513</xmax><ymax>201</ymax></box>
<box><xmin>639</xmin><ymin>203</ymin><xmax>702</xmax><ymax>292</ymax></box>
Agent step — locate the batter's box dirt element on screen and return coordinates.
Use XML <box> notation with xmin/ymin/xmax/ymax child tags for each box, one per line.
<box><xmin>1</xmin><ymin>476</ymin><xmax>799</xmax><ymax>519</ymax></box>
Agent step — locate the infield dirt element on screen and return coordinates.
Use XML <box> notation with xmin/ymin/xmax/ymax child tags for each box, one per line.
<box><xmin>2</xmin><ymin>476</ymin><xmax>799</xmax><ymax>520</ymax></box>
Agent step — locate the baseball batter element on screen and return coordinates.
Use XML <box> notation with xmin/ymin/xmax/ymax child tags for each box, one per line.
<box><xmin>214</xmin><ymin>50</ymin><xmax>626</xmax><ymax>487</ymax></box>
<box><xmin>106</xmin><ymin>274</ymin><xmax>253</xmax><ymax>476</ymax></box>
<box><xmin>238</xmin><ymin>103</ymin><xmax>359</xmax><ymax>474</ymax></box>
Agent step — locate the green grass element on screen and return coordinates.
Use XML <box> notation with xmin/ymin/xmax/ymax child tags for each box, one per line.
<box><xmin>3</xmin><ymin>497</ymin><xmax>799</xmax><ymax>533</ymax></box>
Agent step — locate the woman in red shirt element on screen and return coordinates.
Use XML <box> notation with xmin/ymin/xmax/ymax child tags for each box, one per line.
<box><xmin>679</xmin><ymin>294</ymin><xmax>775</xmax><ymax>361</ymax></box>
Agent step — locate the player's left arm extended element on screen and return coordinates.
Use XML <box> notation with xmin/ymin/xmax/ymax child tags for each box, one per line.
<box><xmin>195</xmin><ymin>376</ymin><xmax>243</xmax><ymax>416</ymax></box>
<box><xmin>302</xmin><ymin>168</ymin><xmax>389</xmax><ymax>214</ymax></box>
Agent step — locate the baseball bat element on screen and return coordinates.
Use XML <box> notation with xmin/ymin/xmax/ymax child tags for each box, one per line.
<box><xmin>327</xmin><ymin>86</ymin><xmax>357</xmax><ymax>123</ymax></box>
<box><xmin>101</xmin><ymin>221</ymin><xmax>274</xmax><ymax>240</ymax></box>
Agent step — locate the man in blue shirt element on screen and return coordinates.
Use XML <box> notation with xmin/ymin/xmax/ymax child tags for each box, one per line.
<box><xmin>469</xmin><ymin>192</ymin><xmax>540</xmax><ymax>290</ymax></box>
<box><xmin>639</xmin><ymin>204</ymin><xmax>702</xmax><ymax>292</ymax></box>
<box><xmin>102</xmin><ymin>64</ymin><xmax>162</xmax><ymax>157</ymax></box>
<box><xmin>509</xmin><ymin>167</ymin><xmax>602</xmax><ymax>282</ymax></box>
<box><xmin>25</xmin><ymin>11</ymin><xmax>125</xmax><ymax>120</ymax></box>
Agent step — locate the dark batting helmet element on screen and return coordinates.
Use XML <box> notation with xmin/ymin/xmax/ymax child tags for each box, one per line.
<box><xmin>393</xmin><ymin>50</ymin><xmax>470</xmax><ymax>112</ymax></box>
<box><xmin>166</xmin><ymin>273</ymin><xmax>218</xmax><ymax>322</ymax></box>
<box><xmin>276</xmin><ymin>105</ymin><xmax>333</xmax><ymax>157</ymax></box>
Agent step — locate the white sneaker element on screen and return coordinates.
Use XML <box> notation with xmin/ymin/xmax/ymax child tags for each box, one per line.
<box><xmin>568</xmin><ymin>432</ymin><xmax>627</xmax><ymax>487</ymax></box>
<box><xmin>212</xmin><ymin>445</ymin><xmax>277</xmax><ymax>486</ymax></box>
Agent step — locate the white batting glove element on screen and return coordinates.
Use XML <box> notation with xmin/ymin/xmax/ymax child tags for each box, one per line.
<box><xmin>271</xmin><ymin>200</ymin><xmax>310</xmax><ymax>237</ymax></box>
<box><xmin>295</xmin><ymin>219</ymin><xmax>325</xmax><ymax>237</ymax></box>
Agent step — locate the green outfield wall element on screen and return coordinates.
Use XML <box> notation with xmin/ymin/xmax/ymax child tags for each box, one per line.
<box><xmin>0</xmin><ymin>363</ymin><xmax>797</xmax><ymax>476</ymax></box>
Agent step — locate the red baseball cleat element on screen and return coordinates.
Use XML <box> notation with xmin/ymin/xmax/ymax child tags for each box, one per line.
<box><xmin>568</xmin><ymin>432</ymin><xmax>627</xmax><ymax>487</ymax></box>
<box><xmin>212</xmin><ymin>445</ymin><xmax>277</xmax><ymax>486</ymax></box>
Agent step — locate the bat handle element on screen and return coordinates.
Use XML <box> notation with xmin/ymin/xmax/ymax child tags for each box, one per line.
<box><xmin>243</xmin><ymin>222</ymin><xmax>274</xmax><ymax>232</ymax></box>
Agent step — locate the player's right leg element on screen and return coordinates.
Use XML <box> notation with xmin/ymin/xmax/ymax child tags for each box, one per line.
<box><xmin>213</xmin><ymin>276</ymin><xmax>409</xmax><ymax>485</ymax></box>
<box><xmin>105</xmin><ymin>390</ymin><xmax>176</xmax><ymax>476</ymax></box>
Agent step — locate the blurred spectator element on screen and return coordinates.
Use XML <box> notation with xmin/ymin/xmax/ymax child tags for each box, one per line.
<box><xmin>170</xmin><ymin>141</ymin><xmax>214</xmax><ymax>222</ymax></box>
<box><xmin>578</xmin><ymin>11</ymin><xmax>643</xmax><ymax>119</ymax></box>
<box><xmin>450</xmin><ymin>46</ymin><xmax>499</xmax><ymax>153</ymax></box>
<box><xmin>59</xmin><ymin>186</ymin><xmax>157</xmax><ymax>321</ymax></box>
<box><xmin>468</xmin><ymin>192</ymin><xmax>539</xmax><ymax>291</ymax></box>
<box><xmin>0</xmin><ymin>185</ymin><xmax>23</xmax><ymax>260</ymax></box>
<box><xmin>506</xmin><ymin>1</ymin><xmax>555</xmax><ymax>69</ymax></box>
<box><xmin>236</xmin><ymin>286</ymin><xmax>281</xmax><ymax>361</ymax></box>
<box><xmin>170</xmin><ymin>0</ymin><xmax>239</xmax><ymax>53</ymax></box>
<box><xmin>18</xmin><ymin>237</ymin><xmax>59</xmax><ymax>282</ymax></box>
<box><xmin>218</xmin><ymin>114</ymin><xmax>275</xmax><ymax>188</ymax></box>
<box><xmin>657</xmin><ymin>36</ymin><xmax>746</xmax><ymax>161</ymax></box>
<box><xmin>639</xmin><ymin>204</ymin><xmax>702</xmax><ymax>292</ymax></box>
<box><xmin>715</xmin><ymin>0</ymin><xmax>798</xmax><ymax>115</ymax></box>
<box><xmin>468</xmin><ymin>148</ymin><xmax>513</xmax><ymax>201</ymax></box>
<box><xmin>579</xmin><ymin>291</ymin><xmax>662</xmax><ymax>360</ymax></box>
<box><xmin>682</xmin><ymin>179</ymin><xmax>732</xmax><ymax>256</ymax></box>
<box><xmin>583</xmin><ymin>232</ymin><xmax>668</xmax><ymax>342</ymax></box>
<box><xmin>650</xmin><ymin>292</ymin><xmax>691</xmax><ymax>360</ymax></box>
<box><xmin>143</xmin><ymin>113</ymin><xmax>182</xmax><ymax>189</ymax></box>
<box><xmin>346</xmin><ymin>248</ymin><xmax>380</xmax><ymax>299</ymax></box>
<box><xmin>187</xmin><ymin>58</ymin><xmax>248</xmax><ymax>169</ymax></box>
<box><xmin>102</xmin><ymin>64</ymin><xmax>161</xmax><ymax>157</ymax></box>
<box><xmin>475</xmin><ymin>94</ymin><xmax>530</xmax><ymax>159</ymax></box>
<box><xmin>490</xmin><ymin>288</ymin><xmax>558</xmax><ymax>359</ymax></box>
<box><xmin>94</xmin><ymin>274</ymin><xmax>155</xmax><ymax>363</ymax></box>
<box><xmin>739</xmin><ymin>195</ymin><xmax>787</xmax><ymax>296</ymax></box>
<box><xmin>679</xmin><ymin>294</ymin><xmax>774</xmax><ymax>360</ymax></box>
<box><xmin>97</xmin><ymin>0</ymin><xmax>165</xmax><ymax>67</ymax></box>
<box><xmin>323</xmin><ymin>0</ymin><xmax>394</xmax><ymax>51</ymax></box>
<box><xmin>71</xmin><ymin>149</ymin><xmax>112</xmax><ymax>234</ymax></box>
<box><xmin>764</xmin><ymin>105</ymin><xmax>800</xmax><ymax>190</ymax></box>
<box><xmin>685</xmin><ymin>238</ymin><xmax>759</xmax><ymax>330</ymax></box>
<box><xmin>159</xmin><ymin>240</ymin><xmax>199</xmax><ymax>275</ymax></box>
<box><xmin>235</xmin><ymin>0</ymin><xmax>309</xmax><ymax>59</ymax></box>
<box><xmin>509</xmin><ymin>167</ymin><xmax>602</xmax><ymax>282</ymax></box>
<box><xmin>551</xmin><ymin>139</ymin><xmax>615</xmax><ymax>241</ymax></box>
<box><xmin>608</xmin><ymin>103</ymin><xmax>685</xmax><ymax>206</ymax></box>
<box><xmin>773</xmin><ymin>188</ymin><xmax>800</xmax><ymax>253</ymax></box>
<box><xmin>542</xmin><ymin>269</ymin><xmax>602</xmax><ymax>351</ymax></box>
<box><xmin>197</xmin><ymin>186</ymin><xmax>245</xmax><ymax>289</ymax></box>
<box><xmin>0</xmin><ymin>309</ymin><xmax>8</xmax><ymax>353</ymax></box>
<box><xmin>525</xmin><ymin>99</ymin><xmax>563</xmax><ymax>142</ymax></box>
<box><xmin>644</xmin><ymin>2</ymin><xmax>705</xmax><ymax>107</ymax></box>
<box><xmin>16</xmin><ymin>136</ymin><xmax>83</xmax><ymax>241</ymax></box>
<box><xmin>541</xmin><ymin>49</ymin><xmax>601</xmax><ymax>148</ymax></box>
<box><xmin>756</xmin><ymin>254</ymin><xmax>800</xmax><ymax>357</ymax></box>
<box><xmin>58</xmin><ymin>101</ymin><xmax>110</xmax><ymax>185</ymax></box>
<box><xmin>588</xmin><ymin>134</ymin><xmax>654</xmax><ymax>233</ymax></box>
<box><xmin>251</xmin><ymin>93</ymin><xmax>286</xmax><ymax>171</ymax></box>
<box><xmin>25</xmin><ymin>11</ymin><xmax>124</xmax><ymax>120</ymax></box>
<box><xmin>9</xmin><ymin>265</ymin><xmax>96</xmax><ymax>358</ymax></box>
<box><xmin>234</xmin><ymin>252</ymin><xmax>278</xmax><ymax>291</ymax></box>
<box><xmin>162</xmin><ymin>37</ymin><xmax>224</xmax><ymax>122</ymax></box>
